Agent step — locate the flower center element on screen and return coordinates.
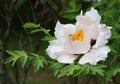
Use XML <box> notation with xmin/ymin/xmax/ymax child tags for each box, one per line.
<box><xmin>71</xmin><ymin>29</ymin><xmax>84</xmax><ymax>41</ymax></box>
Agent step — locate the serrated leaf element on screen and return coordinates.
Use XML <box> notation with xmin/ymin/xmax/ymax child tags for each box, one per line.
<box><xmin>6</xmin><ymin>50</ymin><xmax>28</xmax><ymax>66</ymax></box>
<box><xmin>105</xmin><ymin>70</ymin><xmax>113</xmax><ymax>81</ymax></box>
<box><xmin>42</xmin><ymin>29</ymin><xmax>50</xmax><ymax>35</ymax></box>
<box><xmin>31</xmin><ymin>29</ymin><xmax>43</xmax><ymax>34</ymax></box>
<box><xmin>4</xmin><ymin>56</ymin><xmax>14</xmax><ymax>64</ymax></box>
<box><xmin>20</xmin><ymin>56</ymin><xmax>28</xmax><ymax>68</ymax></box>
<box><xmin>112</xmin><ymin>64</ymin><xmax>120</xmax><ymax>76</ymax></box>
<box><xmin>73</xmin><ymin>65</ymin><xmax>84</xmax><ymax>77</ymax></box>
<box><xmin>31</xmin><ymin>55</ymin><xmax>46</xmax><ymax>72</ymax></box>
<box><xmin>50</xmin><ymin>62</ymin><xmax>64</xmax><ymax>76</ymax></box>
<box><xmin>41</xmin><ymin>36</ymin><xmax>52</xmax><ymax>41</ymax></box>
<box><xmin>91</xmin><ymin>65</ymin><xmax>106</xmax><ymax>76</ymax></box>
<box><xmin>64</xmin><ymin>1</ymin><xmax>80</xmax><ymax>13</ymax></box>
<box><xmin>63</xmin><ymin>13</ymin><xmax>77</xmax><ymax>20</ymax></box>
<box><xmin>82</xmin><ymin>64</ymin><xmax>106</xmax><ymax>76</ymax></box>
<box><xmin>7</xmin><ymin>50</ymin><xmax>20</xmax><ymax>57</ymax></box>
<box><xmin>23</xmin><ymin>22</ymin><xmax>40</xmax><ymax>28</ymax></box>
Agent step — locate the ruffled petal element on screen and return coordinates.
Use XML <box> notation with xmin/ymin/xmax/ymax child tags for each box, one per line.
<box><xmin>79</xmin><ymin>46</ymin><xmax>110</xmax><ymax>65</ymax></box>
<box><xmin>54</xmin><ymin>21</ymin><xmax>76</xmax><ymax>41</ymax></box>
<box><xmin>65</xmin><ymin>39</ymin><xmax>91</xmax><ymax>54</ymax></box>
<box><xmin>46</xmin><ymin>40</ymin><xmax>78</xmax><ymax>63</ymax></box>
<box><xmin>85</xmin><ymin>7</ymin><xmax>101</xmax><ymax>23</ymax></box>
<box><xmin>76</xmin><ymin>8</ymin><xmax>101</xmax><ymax>23</ymax></box>
<box><xmin>72</xmin><ymin>11</ymin><xmax>100</xmax><ymax>54</ymax></box>
<box><xmin>93</xmin><ymin>24</ymin><xmax>112</xmax><ymax>48</ymax></box>
<box><xmin>46</xmin><ymin>40</ymin><xmax>64</xmax><ymax>59</ymax></box>
<box><xmin>56</xmin><ymin>52</ymin><xmax>78</xmax><ymax>63</ymax></box>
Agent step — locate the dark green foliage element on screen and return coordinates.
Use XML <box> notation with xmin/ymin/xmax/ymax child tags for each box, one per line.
<box><xmin>5</xmin><ymin>50</ymin><xmax>28</xmax><ymax>67</ymax></box>
<box><xmin>30</xmin><ymin>53</ymin><xmax>47</xmax><ymax>72</ymax></box>
<box><xmin>50</xmin><ymin>63</ymin><xmax>106</xmax><ymax>78</ymax></box>
<box><xmin>5</xmin><ymin>50</ymin><xmax>46</xmax><ymax>72</ymax></box>
<box><xmin>63</xmin><ymin>1</ymin><xmax>81</xmax><ymax>20</ymax></box>
<box><xmin>23</xmin><ymin>22</ymin><xmax>40</xmax><ymax>29</ymax></box>
<box><xmin>2</xmin><ymin>0</ymin><xmax>120</xmax><ymax>83</ymax></box>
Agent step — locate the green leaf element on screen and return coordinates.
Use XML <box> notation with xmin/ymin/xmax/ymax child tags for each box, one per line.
<box><xmin>105</xmin><ymin>70</ymin><xmax>113</xmax><ymax>81</ymax></box>
<box><xmin>105</xmin><ymin>64</ymin><xmax>120</xmax><ymax>81</ymax></box>
<box><xmin>112</xmin><ymin>64</ymin><xmax>120</xmax><ymax>76</ymax></box>
<box><xmin>6</xmin><ymin>50</ymin><xmax>28</xmax><ymax>66</ymax></box>
<box><xmin>64</xmin><ymin>1</ymin><xmax>80</xmax><ymax>13</ymax></box>
<box><xmin>81</xmin><ymin>64</ymin><xmax>106</xmax><ymax>76</ymax></box>
<box><xmin>58</xmin><ymin>64</ymin><xmax>75</xmax><ymax>77</ymax></box>
<box><xmin>63</xmin><ymin>13</ymin><xmax>77</xmax><ymax>20</ymax></box>
<box><xmin>90</xmin><ymin>65</ymin><xmax>106</xmax><ymax>76</ymax></box>
<box><xmin>20</xmin><ymin>56</ymin><xmax>28</xmax><ymax>68</ymax></box>
<box><xmin>23</xmin><ymin>22</ymin><xmax>40</xmax><ymax>28</ymax></box>
<box><xmin>50</xmin><ymin>62</ymin><xmax>64</xmax><ymax>76</ymax></box>
<box><xmin>31</xmin><ymin>29</ymin><xmax>43</xmax><ymax>34</ymax></box>
<box><xmin>41</xmin><ymin>29</ymin><xmax>50</xmax><ymax>35</ymax></box>
<box><xmin>30</xmin><ymin>53</ymin><xmax>46</xmax><ymax>72</ymax></box>
<box><xmin>4</xmin><ymin>56</ymin><xmax>14</xmax><ymax>64</ymax></box>
<box><xmin>41</xmin><ymin>36</ymin><xmax>53</xmax><ymax>41</ymax></box>
<box><xmin>6</xmin><ymin>50</ymin><xmax>20</xmax><ymax>57</ymax></box>
<box><xmin>73</xmin><ymin>65</ymin><xmax>84</xmax><ymax>77</ymax></box>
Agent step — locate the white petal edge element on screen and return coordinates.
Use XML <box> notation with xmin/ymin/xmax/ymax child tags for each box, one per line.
<box><xmin>56</xmin><ymin>52</ymin><xmax>78</xmax><ymax>63</ymax></box>
<box><xmin>79</xmin><ymin>46</ymin><xmax>110</xmax><ymax>65</ymax></box>
<box><xmin>93</xmin><ymin>25</ymin><xmax>112</xmax><ymax>48</ymax></box>
<box><xmin>46</xmin><ymin>40</ymin><xmax>64</xmax><ymax>59</ymax></box>
<box><xmin>54</xmin><ymin>21</ymin><xmax>75</xmax><ymax>41</ymax></box>
<box><xmin>85</xmin><ymin>7</ymin><xmax>101</xmax><ymax>23</ymax></box>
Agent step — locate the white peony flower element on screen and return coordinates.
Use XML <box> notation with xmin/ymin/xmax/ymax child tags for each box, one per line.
<box><xmin>46</xmin><ymin>8</ymin><xmax>111</xmax><ymax>65</ymax></box>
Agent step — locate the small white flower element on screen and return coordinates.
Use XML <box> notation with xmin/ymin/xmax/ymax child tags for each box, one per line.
<box><xmin>46</xmin><ymin>8</ymin><xmax>111</xmax><ymax>65</ymax></box>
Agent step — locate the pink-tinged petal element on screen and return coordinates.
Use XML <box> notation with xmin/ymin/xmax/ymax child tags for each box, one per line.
<box><xmin>56</xmin><ymin>52</ymin><xmax>78</xmax><ymax>63</ymax></box>
<box><xmin>65</xmin><ymin>39</ymin><xmax>91</xmax><ymax>54</ymax></box>
<box><xmin>85</xmin><ymin>7</ymin><xmax>101</xmax><ymax>23</ymax></box>
<box><xmin>46</xmin><ymin>40</ymin><xmax>78</xmax><ymax>63</ymax></box>
<box><xmin>76</xmin><ymin>16</ymin><xmax>98</xmax><ymax>39</ymax></box>
<box><xmin>79</xmin><ymin>46</ymin><xmax>110</xmax><ymax>65</ymax></box>
<box><xmin>93</xmin><ymin>24</ymin><xmax>112</xmax><ymax>48</ymax></box>
<box><xmin>70</xmin><ymin>14</ymin><xmax>99</xmax><ymax>54</ymax></box>
<box><xmin>76</xmin><ymin>8</ymin><xmax>101</xmax><ymax>23</ymax></box>
<box><xmin>46</xmin><ymin>40</ymin><xmax>64</xmax><ymax>59</ymax></box>
<box><xmin>54</xmin><ymin>21</ymin><xmax>75</xmax><ymax>41</ymax></box>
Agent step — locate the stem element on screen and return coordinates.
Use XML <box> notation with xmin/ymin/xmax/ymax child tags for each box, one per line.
<box><xmin>92</xmin><ymin>75</ymin><xmax>98</xmax><ymax>84</ymax></box>
<box><xmin>112</xmin><ymin>76</ymin><xmax>118</xmax><ymax>84</ymax></box>
<box><xmin>73</xmin><ymin>76</ymin><xmax>78</xmax><ymax>84</ymax></box>
<box><xmin>111</xmin><ymin>55</ymin><xmax>118</xmax><ymax>64</ymax></box>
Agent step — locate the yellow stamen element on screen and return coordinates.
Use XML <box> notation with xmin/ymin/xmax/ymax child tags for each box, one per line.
<box><xmin>70</xmin><ymin>29</ymin><xmax>84</xmax><ymax>41</ymax></box>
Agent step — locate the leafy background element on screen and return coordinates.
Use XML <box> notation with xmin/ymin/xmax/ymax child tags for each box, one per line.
<box><xmin>0</xmin><ymin>0</ymin><xmax>120</xmax><ymax>84</ymax></box>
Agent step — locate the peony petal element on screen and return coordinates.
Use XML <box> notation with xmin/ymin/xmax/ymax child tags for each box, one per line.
<box><xmin>79</xmin><ymin>46</ymin><xmax>110</xmax><ymax>65</ymax></box>
<box><xmin>85</xmin><ymin>7</ymin><xmax>101</xmax><ymax>23</ymax></box>
<box><xmin>46</xmin><ymin>40</ymin><xmax>64</xmax><ymax>59</ymax></box>
<box><xmin>54</xmin><ymin>21</ymin><xmax>75</xmax><ymax>41</ymax></box>
<box><xmin>46</xmin><ymin>40</ymin><xmax>78</xmax><ymax>63</ymax></box>
<box><xmin>65</xmin><ymin>39</ymin><xmax>91</xmax><ymax>54</ymax></box>
<box><xmin>93</xmin><ymin>24</ymin><xmax>112</xmax><ymax>48</ymax></box>
<box><xmin>76</xmin><ymin>7</ymin><xmax>101</xmax><ymax>23</ymax></box>
<box><xmin>56</xmin><ymin>52</ymin><xmax>78</xmax><ymax>63</ymax></box>
<box><xmin>76</xmin><ymin>16</ymin><xmax>98</xmax><ymax>39</ymax></box>
<box><xmin>71</xmin><ymin>13</ymin><xmax>99</xmax><ymax>54</ymax></box>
